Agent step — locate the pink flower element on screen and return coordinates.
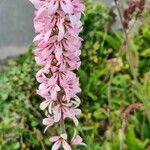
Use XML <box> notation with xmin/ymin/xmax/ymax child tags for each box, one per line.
<box><xmin>67</xmin><ymin>108</ymin><xmax>81</xmax><ymax>126</ymax></box>
<box><xmin>36</xmin><ymin>68</ymin><xmax>49</xmax><ymax>83</ymax></box>
<box><xmin>40</xmin><ymin>98</ymin><xmax>53</xmax><ymax>110</ymax></box>
<box><xmin>72</xmin><ymin>0</ymin><xmax>85</xmax><ymax>14</ymax></box>
<box><xmin>60</xmin><ymin>71</ymin><xmax>81</xmax><ymax>98</ymax></box>
<box><xmin>50</xmin><ymin>134</ymin><xmax>71</xmax><ymax>150</ymax></box>
<box><xmin>37</xmin><ymin>75</ymin><xmax>61</xmax><ymax>100</ymax></box>
<box><xmin>52</xmin><ymin>102</ymin><xmax>81</xmax><ymax>126</ymax></box>
<box><xmin>71</xmin><ymin>131</ymin><xmax>87</xmax><ymax>147</ymax></box>
<box><xmin>43</xmin><ymin>115</ymin><xmax>54</xmax><ymax>133</ymax></box>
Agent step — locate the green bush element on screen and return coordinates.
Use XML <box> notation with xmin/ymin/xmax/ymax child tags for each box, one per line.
<box><xmin>0</xmin><ymin>1</ymin><xmax>150</xmax><ymax>150</ymax></box>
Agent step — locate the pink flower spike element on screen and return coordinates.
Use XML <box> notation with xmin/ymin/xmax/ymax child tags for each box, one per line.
<box><xmin>30</xmin><ymin>0</ymin><xmax>85</xmax><ymax>148</ymax></box>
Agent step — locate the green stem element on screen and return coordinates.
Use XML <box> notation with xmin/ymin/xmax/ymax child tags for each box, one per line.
<box><xmin>108</xmin><ymin>70</ymin><xmax>114</xmax><ymax>126</ymax></box>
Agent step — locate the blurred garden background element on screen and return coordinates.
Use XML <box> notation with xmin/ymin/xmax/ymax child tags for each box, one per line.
<box><xmin>0</xmin><ymin>0</ymin><xmax>150</xmax><ymax>149</ymax></box>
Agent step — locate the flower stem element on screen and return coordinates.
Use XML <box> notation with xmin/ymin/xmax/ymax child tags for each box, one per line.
<box><xmin>60</xmin><ymin>112</ymin><xmax>66</xmax><ymax>134</ymax></box>
<box><xmin>57</xmin><ymin>91</ymin><xmax>66</xmax><ymax>134</ymax></box>
<box><xmin>108</xmin><ymin>69</ymin><xmax>114</xmax><ymax>126</ymax></box>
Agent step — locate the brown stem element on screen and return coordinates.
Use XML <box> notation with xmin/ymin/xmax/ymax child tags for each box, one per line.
<box><xmin>60</xmin><ymin>112</ymin><xmax>66</xmax><ymax>134</ymax></box>
<box><xmin>120</xmin><ymin>120</ymin><xmax>126</xmax><ymax>150</ymax></box>
<box><xmin>114</xmin><ymin>0</ymin><xmax>138</xmax><ymax>83</ymax></box>
<box><xmin>113</xmin><ymin>1</ymin><xmax>128</xmax><ymax>150</ymax></box>
<box><xmin>114</xmin><ymin>0</ymin><xmax>128</xmax><ymax>63</ymax></box>
<box><xmin>40</xmin><ymin>141</ymin><xmax>46</xmax><ymax>150</ymax></box>
<box><xmin>57</xmin><ymin>91</ymin><xmax>66</xmax><ymax>134</ymax></box>
<box><xmin>114</xmin><ymin>0</ymin><xmax>127</xmax><ymax>37</ymax></box>
<box><xmin>113</xmin><ymin>1</ymin><xmax>148</xmax><ymax>149</ymax></box>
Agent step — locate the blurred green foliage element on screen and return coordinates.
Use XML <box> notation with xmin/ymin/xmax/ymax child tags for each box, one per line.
<box><xmin>0</xmin><ymin>1</ymin><xmax>150</xmax><ymax>150</ymax></box>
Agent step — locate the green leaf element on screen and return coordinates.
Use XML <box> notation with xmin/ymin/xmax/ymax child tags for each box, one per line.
<box><xmin>126</xmin><ymin>125</ymin><xmax>148</xmax><ymax>150</ymax></box>
<box><xmin>140</xmin><ymin>48</ymin><xmax>150</xmax><ymax>57</ymax></box>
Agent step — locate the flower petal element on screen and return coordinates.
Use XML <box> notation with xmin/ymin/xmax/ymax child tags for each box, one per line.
<box><xmin>43</xmin><ymin>117</ymin><xmax>54</xmax><ymax>126</ymax></box>
<box><xmin>40</xmin><ymin>100</ymin><xmax>50</xmax><ymax>110</ymax></box>
<box><xmin>62</xmin><ymin>141</ymin><xmax>72</xmax><ymax>150</ymax></box>
<box><xmin>73</xmin><ymin>117</ymin><xmax>79</xmax><ymax>126</ymax></box>
<box><xmin>52</xmin><ymin>141</ymin><xmax>61</xmax><ymax>150</ymax></box>
<box><xmin>53</xmin><ymin>105</ymin><xmax>62</xmax><ymax>122</ymax></box>
<box><xmin>48</xmin><ymin>101</ymin><xmax>54</xmax><ymax>114</ymax></box>
<box><xmin>60</xmin><ymin>0</ymin><xmax>73</xmax><ymax>14</ymax></box>
<box><xmin>44</xmin><ymin>125</ymin><xmax>51</xmax><ymax>133</ymax></box>
<box><xmin>71</xmin><ymin>134</ymin><xmax>87</xmax><ymax>147</ymax></box>
<box><xmin>60</xmin><ymin>133</ymin><xmax>67</xmax><ymax>140</ymax></box>
<box><xmin>57</xmin><ymin>19</ymin><xmax>65</xmax><ymax>41</ymax></box>
<box><xmin>44</xmin><ymin>29</ymin><xmax>52</xmax><ymax>42</ymax></box>
<box><xmin>49</xmin><ymin>136</ymin><xmax>60</xmax><ymax>142</ymax></box>
<box><xmin>48</xmin><ymin>0</ymin><xmax>59</xmax><ymax>15</ymax></box>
